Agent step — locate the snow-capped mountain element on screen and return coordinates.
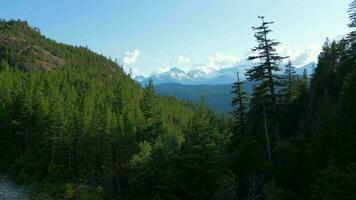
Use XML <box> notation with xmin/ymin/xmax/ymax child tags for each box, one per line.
<box><xmin>187</xmin><ymin>69</ymin><xmax>207</xmax><ymax>79</ymax></box>
<box><xmin>295</xmin><ymin>62</ymin><xmax>316</xmax><ymax>76</ymax></box>
<box><xmin>135</xmin><ymin>62</ymin><xmax>316</xmax><ymax>85</ymax></box>
<box><xmin>145</xmin><ymin>67</ymin><xmax>190</xmax><ymax>84</ymax></box>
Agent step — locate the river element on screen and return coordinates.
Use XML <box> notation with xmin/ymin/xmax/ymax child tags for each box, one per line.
<box><xmin>0</xmin><ymin>175</ymin><xmax>29</xmax><ymax>200</ymax></box>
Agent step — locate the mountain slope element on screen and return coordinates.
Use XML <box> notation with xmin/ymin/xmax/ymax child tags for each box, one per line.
<box><xmin>0</xmin><ymin>20</ymin><xmax>119</xmax><ymax>72</ymax></box>
<box><xmin>155</xmin><ymin>82</ymin><xmax>254</xmax><ymax>114</ymax></box>
<box><xmin>0</xmin><ymin>20</ymin><xmax>196</xmax><ymax>199</ymax></box>
<box><xmin>151</xmin><ymin>63</ymin><xmax>315</xmax><ymax>114</ymax></box>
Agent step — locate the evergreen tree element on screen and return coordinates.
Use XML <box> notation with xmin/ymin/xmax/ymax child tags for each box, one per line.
<box><xmin>142</xmin><ymin>79</ymin><xmax>155</xmax><ymax>121</ymax></box>
<box><xmin>348</xmin><ymin>0</ymin><xmax>356</xmax><ymax>28</ymax></box>
<box><xmin>2</xmin><ymin>5</ymin><xmax>356</xmax><ymax>199</ymax></box>
<box><xmin>231</xmin><ymin>72</ymin><xmax>248</xmax><ymax>137</ymax></box>
<box><xmin>246</xmin><ymin>16</ymin><xmax>287</xmax><ymax>148</ymax></box>
<box><xmin>281</xmin><ymin>60</ymin><xmax>297</xmax><ymax>105</ymax></box>
<box><xmin>246</xmin><ymin>16</ymin><xmax>286</xmax><ymax>112</ymax></box>
<box><xmin>178</xmin><ymin>100</ymin><xmax>222</xmax><ymax>200</ymax></box>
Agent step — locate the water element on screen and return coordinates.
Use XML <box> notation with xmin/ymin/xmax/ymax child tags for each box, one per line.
<box><xmin>0</xmin><ymin>175</ymin><xmax>29</xmax><ymax>200</ymax></box>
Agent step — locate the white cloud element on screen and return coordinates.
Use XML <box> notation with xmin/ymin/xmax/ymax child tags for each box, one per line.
<box><xmin>276</xmin><ymin>45</ymin><xmax>320</xmax><ymax>66</ymax></box>
<box><xmin>243</xmin><ymin>45</ymin><xmax>321</xmax><ymax>67</ymax></box>
<box><xmin>142</xmin><ymin>44</ymin><xmax>321</xmax><ymax>77</ymax></box>
<box><xmin>156</xmin><ymin>66</ymin><xmax>171</xmax><ymax>74</ymax></box>
<box><xmin>120</xmin><ymin>49</ymin><xmax>140</xmax><ymax>65</ymax></box>
<box><xmin>177</xmin><ymin>55</ymin><xmax>190</xmax><ymax>64</ymax></box>
<box><xmin>195</xmin><ymin>52</ymin><xmax>240</xmax><ymax>73</ymax></box>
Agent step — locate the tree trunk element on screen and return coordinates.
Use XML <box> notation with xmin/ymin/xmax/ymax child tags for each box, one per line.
<box><xmin>263</xmin><ymin>104</ymin><xmax>273</xmax><ymax>163</ymax></box>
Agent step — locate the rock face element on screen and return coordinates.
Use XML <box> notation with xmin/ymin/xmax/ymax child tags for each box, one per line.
<box><xmin>19</xmin><ymin>45</ymin><xmax>66</xmax><ymax>71</ymax></box>
<box><xmin>0</xmin><ymin>175</ymin><xmax>29</xmax><ymax>200</ymax></box>
<box><xmin>0</xmin><ymin>35</ymin><xmax>65</xmax><ymax>71</ymax></box>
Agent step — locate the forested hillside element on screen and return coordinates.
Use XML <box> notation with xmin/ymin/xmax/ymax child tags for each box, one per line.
<box><xmin>1</xmin><ymin>1</ymin><xmax>356</xmax><ymax>200</ymax></box>
<box><xmin>0</xmin><ymin>20</ymin><xmax>197</xmax><ymax>199</ymax></box>
<box><xmin>154</xmin><ymin>82</ymin><xmax>252</xmax><ymax>114</ymax></box>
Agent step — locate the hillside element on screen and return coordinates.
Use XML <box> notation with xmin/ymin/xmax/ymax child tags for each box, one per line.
<box><xmin>0</xmin><ymin>20</ymin><xmax>197</xmax><ymax>199</ymax></box>
<box><xmin>0</xmin><ymin>20</ymin><xmax>119</xmax><ymax>72</ymax></box>
<box><xmin>155</xmin><ymin>82</ymin><xmax>253</xmax><ymax>114</ymax></box>
<box><xmin>1</xmin><ymin>3</ymin><xmax>356</xmax><ymax>198</ymax></box>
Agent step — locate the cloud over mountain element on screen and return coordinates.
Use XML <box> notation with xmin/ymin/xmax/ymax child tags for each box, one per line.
<box><xmin>120</xmin><ymin>49</ymin><xmax>140</xmax><ymax>65</ymax></box>
<box><xmin>130</xmin><ymin>44</ymin><xmax>321</xmax><ymax>77</ymax></box>
<box><xmin>276</xmin><ymin>45</ymin><xmax>320</xmax><ymax>66</ymax></box>
<box><xmin>136</xmin><ymin>62</ymin><xmax>316</xmax><ymax>85</ymax></box>
<box><xmin>194</xmin><ymin>52</ymin><xmax>241</xmax><ymax>74</ymax></box>
<box><xmin>178</xmin><ymin>55</ymin><xmax>191</xmax><ymax>64</ymax></box>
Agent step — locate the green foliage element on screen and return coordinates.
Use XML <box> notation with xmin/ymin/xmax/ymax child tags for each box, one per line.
<box><xmin>64</xmin><ymin>183</ymin><xmax>75</xmax><ymax>200</ymax></box>
<box><xmin>2</xmin><ymin>2</ymin><xmax>356</xmax><ymax>199</ymax></box>
<box><xmin>246</xmin><ymin>16</ymin><xmax>286</xmax><ymax>109</ymax></box>
<box><xmin>231</xmin><ymin>72</ymin><xmax>249</xmax><ymax>137</ymax></box>
<box><xmin>262</xmin><ymin>181</ymin><xmax>294</xmax><ymax>200</ymax></box>
<box><xmin>0</xmin><ymin>20</ymin><xmax>195</xmax><ymax>199</ymax></box>
<box><xmin>155</xmin><ymin>83</ymin><xmax>238</xmax><ymax>114</ymax></box>
<box><xmin>77</xmin><ymin>185</ymin><xmax>105</xmax><ymax>200</ymax></box>
<box><xmin>214</xmin><ymin>172</ymin><xmax>238</xmax><ymax>200</ymax></box>
<box><xmin>177</xmin><ymin>101</ymin><xmax>223</xmax><ymax>199</ymax></box>
<box><xmin>310</xmin><ymin>165</ymin><xmax>356</xmax><ymax>200</ymax></box>
<box><xmin>280</xmin><ymin>60</ymin><xmax>298</xmax><ymax>105</ymax></box>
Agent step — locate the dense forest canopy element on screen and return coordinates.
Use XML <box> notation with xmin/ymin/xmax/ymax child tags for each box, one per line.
<box><xmin>1</xmin><ymin>1</ymin><xmax>356</xmax><ymax>199</ymax></box>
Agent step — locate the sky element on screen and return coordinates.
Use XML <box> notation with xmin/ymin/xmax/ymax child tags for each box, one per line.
<box><xmin>0</xmin><ymin>0</ymin><xmax>352</xmax><ymax>76</ymax></box>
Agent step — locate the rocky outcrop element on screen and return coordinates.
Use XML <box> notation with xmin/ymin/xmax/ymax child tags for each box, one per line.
<box><xmin>0</xmin><ymin>35</ymin><xmax>65</xmax><ymax>71</ymax></box>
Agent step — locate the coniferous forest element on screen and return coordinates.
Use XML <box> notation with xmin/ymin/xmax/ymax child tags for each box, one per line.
<box><xmin>1</xmin><ymin>1</ymin><xmax>356</xmax><ymax>200</ymax></box>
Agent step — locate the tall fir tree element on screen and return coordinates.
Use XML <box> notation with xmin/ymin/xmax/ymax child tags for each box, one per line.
<box><xmin>246</xmin><ymin>16</ymin><xmax>287</xmax><ymax>111</ymax></box>
<box><xmin>142</xmin><ymin>79</ymin><xmax>155</xmax><ymax>121</ymax></box>
<box><xmin>246</xmin><ymin>16</ymin><xmax>286</xmax><ymax>162</ymax></box>
<box><xmin>231</xmin><ymin>71</ymin><xmax>248</xmax><ymax>138</ymax></box>
<box><xmin>281</xmin><ymin>60</ymin><xmax>297</xmax><ymax>105</ymax></box>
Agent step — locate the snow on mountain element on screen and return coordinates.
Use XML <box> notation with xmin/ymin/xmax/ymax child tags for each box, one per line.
<box><xmin>187</xmin><ymin>69</ymin><xmax>207</xmax><ymax>79</ymax></box>
<box><xmin>295</xmin><ymin>62</ymin><xmax>316</xmax><ymax>76</ymax></box>
<box><xmin>166</xmin><ymin>67</ymin><xmax>189</xmax><ymax>79</ymax></box>
<box><xmin>139</xmin><ymin>67</ymin><xmax>190</xmax><ymax>84</ymax></box>
<box><xmin>135</xmin><ymin>62</ymin><xmax>316</xmax><ymax>85</ymax></box>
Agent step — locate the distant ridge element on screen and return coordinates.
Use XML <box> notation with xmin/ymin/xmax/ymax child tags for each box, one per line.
<box><xmin>136</xmin><ymin>62</ymin><xmax>316</xmax><ymax>85</ymax></box>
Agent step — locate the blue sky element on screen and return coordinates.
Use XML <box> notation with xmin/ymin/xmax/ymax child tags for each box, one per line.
<box><xmin>0</xmin><ymin>0</ymin><xmax>352</xmax><ymax>76</ymax></box>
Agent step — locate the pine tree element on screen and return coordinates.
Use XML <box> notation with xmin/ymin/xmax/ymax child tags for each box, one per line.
<box><xmin>281</xmin><ymin>60</ymin><xmax>297</xmax><ymax>105</ymax></box>
<box><xmin>231</xmin><ymin>72</ymin><xmax>248</xmax><ymax>137</ymax></box>
<box><xmin>348</xmin><ymin>0</ymin><xmax>356</xmax><ymax>28</ymax></box>
<box><xmin>246</xmin><ymin>16</ymin><xmax>286</xmax><ymax>163</ymax></box>
<box><xmin>128</xmin><ymin>141</ymin><xmax>153</xmax><ymax>199</ymax></box>
<box><xmin>246</xmin><ymin>16</ymin><xmax>287</xmax><ymax>110</ymax></box>
<box><xmin>142</xmin><ymin>79</ymin><xmax>155</xmax><ymax>121</ymax></box>
<box><xmin>178</xmin><ymin>100</ymin><xmax>222</xmax><ymax>200</ymax></box>
<box><xmin>341</xmin><ymin>1</ymin><xmax>356</xmax><ymax>77</ymax></box>
<box><xmin>337</xmin><ymin>68</ymin><xmax>356</xmax><ymax>167</ymax></box>
<box><xmin>246</xmin><ymin>16</ymin><xmax>287</xmax><ymax>140</ymax></box>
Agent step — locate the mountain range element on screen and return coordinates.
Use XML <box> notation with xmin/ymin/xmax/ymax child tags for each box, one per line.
<box><xmin>135</xmin><ymin>62</ymin><xmax>316</xmax><ymax>86</ymax></box>
<box><xmin>136</xmin><ymin>62</ymin><xmax>316</xmax><ymax>113</ymax></box>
